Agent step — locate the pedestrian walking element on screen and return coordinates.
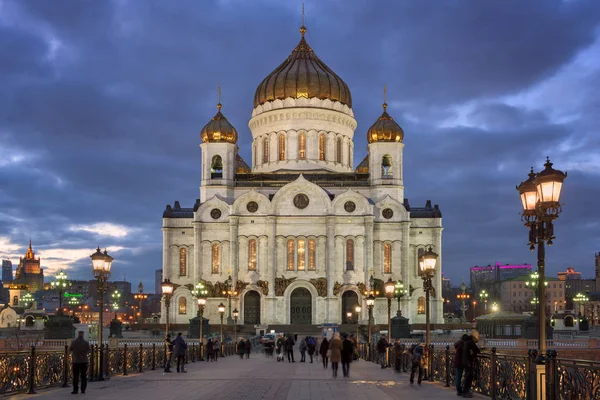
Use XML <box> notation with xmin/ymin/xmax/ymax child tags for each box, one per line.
<box><xmin>328</xmin><ymin>333</ymin><xmax>343</xmax><ymax>378</ymax></box>
<box><xmin>172</xmin><ymin>332</ymin><xmax>188</xmax><ymax>373</ymax></box>
<box><xmin>461</xmin><ymin>330</ymin><xmax>481</xmax><ymax>398</ymax></box>
<box><xmin>69</xmin><ymin>331</ymin><xmax>90</xmax><ymax>394</ymax></box>
<box><xmin>341</xmin><ymin>334</ymin><xmax>354</xmax><ymax>378</ymax></box>
<box><xmin>206</xmin><ymin>338</ymin><xmax>214</xmax><ymax>362</ymax></box>
<box><xmin>286</xmin><ymin>335</ymin><xmax>295</xmax><ymax>363</ymax></box>
<box><xmin>393</xmin><ymin>338</ymin><xmax>403</xmax><ymax>373</ymax></box>
<box><xmin>319</xmin><ymin>337</ymin><xmax>329</xmax><ymax>368</ymax></box>
<box><xmin>454</xmin><ymin>334</ymin><xmax>469</xmax><ymax>396</ymax></box>
<box><xmin>299</xmin><ymin>337</ymin><xmax>307</xmax><ymax>362</ymax></box>
<box><xmin>245</xmin><ymin>338</ymin><xmax>252</xmax><ymax>359</ymax></box>
<box><xmin>409</xmin><ymin>342</ymin><xmax>425</xmax><ymax>385</ymax></box>
<box><xmin>307</xmin><ymin>336</ymin><xmax>316</xmax><ymax>363</ymax></box>
<box><xmin>164</xmin><ymin>334</ymin><xmax>174</xmax><ymax>372</ymax></box>
<box><xmin>238</xmin><ymin>338</ymin><xmax>246</xmax><ymax>359</ymax></box>
<box><xmin>377</xmin><ymin>334</ymin><xmax>389</xmax><ymax>368</ymax></box>
<box><xmin>214</xmin><ymin>339</ymin><xmax>220</xmax><ymax>361</ymax></box>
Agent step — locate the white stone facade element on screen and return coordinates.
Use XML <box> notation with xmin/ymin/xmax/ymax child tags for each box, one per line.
<box><xmin>161</xmin><ymin>97</ymin><xmax>443</xmax><ymax>328</ymax></box>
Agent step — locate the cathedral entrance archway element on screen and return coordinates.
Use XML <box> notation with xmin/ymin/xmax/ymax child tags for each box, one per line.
<box><xmin>290</xmin><ymin>287</ymin><xmax>312</xmax><ymax>325</ymax></box>
<box><xmin>341</xmin><ymin>291</ymin><xmax>358</xmax><ymax>324</ymax></box>
<box><xmin>244</xmin><ymin>290</ymin><xmax>260</xmax><ymax>325</ymax></box>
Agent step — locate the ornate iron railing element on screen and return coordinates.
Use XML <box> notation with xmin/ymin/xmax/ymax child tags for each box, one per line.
<box><xmin>549</xmin><ymin>352</ymin><xmax>600</xmax><ymax>400</ymax></box>
<box><xmin>0</xmin><ymin>342</ymin><xmax>237</xmax><ymax>395</ymax></box>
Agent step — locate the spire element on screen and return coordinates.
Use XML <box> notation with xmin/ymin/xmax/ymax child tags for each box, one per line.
<box><xmin>383</xmin><ymin>84</ymin><xmax>388</xmax><ymax>110</ymax></box>
<box><xmin>300</xmin><ymin>3</ymin><xmax>307</xmax><ymax>37</ymax></box>
<box><xmin>217</xmin><ymin>85</ymin><xmax>222</xmax><ymax>111</ymax></box>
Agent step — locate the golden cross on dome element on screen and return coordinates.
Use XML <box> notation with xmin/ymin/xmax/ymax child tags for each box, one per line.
<box><xmin>383</xmin><ymin>84</ymin><xmax>388</xmax><ymax>110</ymax></box>
<box><xmin>217</xmin><ymin>85</ymin><xmax>222</xmax><ymax>111</ymax></box>
<box><xmin>300</xmin><ymin>3</ymin><xmax>307</xmax><ymax>36</ymax></box>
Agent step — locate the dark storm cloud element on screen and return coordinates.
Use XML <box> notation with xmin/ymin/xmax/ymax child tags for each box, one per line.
<box><xmin>1</xmin><ymin>0</ymin><xmax>599</xmax><ymax>290</ymax></box>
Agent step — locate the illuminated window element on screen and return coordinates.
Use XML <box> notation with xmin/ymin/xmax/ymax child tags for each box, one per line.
<box><xmin>287</xmin><ymin>239</ymin><xmax>295</xmax><ymax>270</ymax></box>
<box><xmin>178</xmin><ymin>297</ymin><xmax>187</xmax><ymax>315</ymax></box>
<box><xmin>346</xmin><ymin>239</ymin><xmax>354</xmax><ymax>271</ymax></box>
<box><xmin>12</xmin><ymin>296</ymin><xmax>18</xmax><ymax>306</ymax></box>
<box><xmin>179</xmin><ymin>248</ymin><xmax>187</xmax><ymax>276</ymax></box>
<box><xmin>279</xmin><ymin>134</ymin><xmax>286</xmax><ymax>161</ymax></box>
<box><xmin>418</xmin><ymin>297</ymin><xmax>425</xmax><ymax>314</ymax></box>
<box><xmin>263</xmin><ymin>138</ymin><xmax>269</xmax><ymax>163</ymax></box>
<box><xmin>383</xmin><ymin>243</ymin><xmax>392</xmax><ymax>274</ymax></box>
<box><xmin>319</xmin><ymin>134</ymin><xmax>326</xmax><ymax>161</ymax></box>
<box><xmin>248</xmin><ymin>239</ymin><xmax>257</xmax><ymax>271</ymax></box>
<box><xmin>212</xmin><ymin>243</ymin><xmax>220</xmax><ymax>274</ymax></box>
<box><xmin>298</xmin><ymin>132</ymin><xmax>306</xmax><ymax>159</ymax></box>
<box><xmin>308</xmin><ymin>239</ymin><xmax>316</xmax><ymax>271</ymax></box>
<box><xmin>336</xmin><ymin>137</ymin><xmax>342</xmax><ymax>163</ymax></box>
<box><xmin>297</xmin><ymin>239</ymin><xmax>305</xmax><ymax>270</ymax></box>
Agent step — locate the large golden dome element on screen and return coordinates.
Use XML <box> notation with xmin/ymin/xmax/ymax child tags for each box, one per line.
<box><xmin>253</xmin><ymin>26</ymin><xmax>352</xmax><ymax>108</ymax></box>
<box><xmin>200</xmin><ymin>103</ymin><xmax>238</xmax><ymax>144</ymax></box>
<box><xmin>367</xmin><ymin>103</ymin><xmax>404</xmax><ymax>144</ymax></box>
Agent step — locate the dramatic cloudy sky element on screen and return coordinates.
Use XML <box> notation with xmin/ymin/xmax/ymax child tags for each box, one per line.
<box><xmin>1</xmin><ymin>0</ymin><xmax>599</xmax><ymax>292</ymax></box>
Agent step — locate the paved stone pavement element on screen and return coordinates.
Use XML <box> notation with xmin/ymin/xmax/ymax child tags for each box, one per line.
<box><xmin>17</xmin><ymin>351</ymin><xmax>485</xmax><ymax>400</ymax></box>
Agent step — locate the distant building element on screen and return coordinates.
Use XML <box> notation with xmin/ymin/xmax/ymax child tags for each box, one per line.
<box><xmin>470</xmin><ymin>262</ymin><xmax>532</xmax><ymax>296</ymax></box>
<box><xmin>558</xmin><ymin>267</ymin><xmax>581</xmax><ymax>281</ymax></box>
<box><xmin>13</xmin><ymin>241</ymin><xmax>44</xmax><ymax>293</ymax></box>
<box><xmin>557</xmin><ymin>266</ymin><xmax>596</xmax><ymax>310</ymax></box>
<box><xmin>596</xmin><ymin>252</ymin><xmax>600</xmax><ymax>290</ymax></box>
<box><xmin>2</xmin><ymin>260</ymin><xmax>13</xmax><ymax>282</ymax></box>
<box><xmin>155</xmin><ymin>269</ymin><xmax>162</xmax><ymax>294</ymax></box>
<box><xmin>499</xmin><ymin>275</ymin><xmax>564</xmax><ymax>315</ymax></box>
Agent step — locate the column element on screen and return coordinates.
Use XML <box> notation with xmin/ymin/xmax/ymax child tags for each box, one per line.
<box><xmin>317</xmin><ymin>236</ymin><xmax>326</xmax><ymax>273</ymax></box>
<box><xmin>365</xmin><ymin>218</ymin><xmax>374</xmax><ymax>284</ymax></box>
<box><xmin>356</xmin><ymin>236</ymin><xmax>365</xmax><ymax>277</ymax></box>
<box><xmin>162</xmin><ymin>228</ymin><xmax>169</xmax><ymax>279</ymax></box>
<box><xmin>194</xmin><ymin>223</ymin><xmax>202</xmax><ymax>282</ymax></box>
<box><xmin>374</xmin><ymin>241</ymin><xmax>382</xmax><ymax>277</ymax></box>
<box><xmin>392</xmin><ymin>239</ymin><xmax>402</xmax><ymax>281</ymax></box>
<box><xmin>239</xmin><ymin>236</ymin><xmax>249</xmax><ymax>281</ymax></box>
<box><xmin>335</xmin><ymin>236</ymin><xmax>344</xmax><ymax>276</ymax></box>
<box><xmin>230</xmin><ymin>217</ymin><xmax>239</xmax><ymax>284</ymax></box>
<box><xmin>258</xmin><ymin>236</ymin><xmax>268</xmax><ymax>276</ymax></box>
<box><xmin>326</xmin><ymin>217</ymin><xmax>335</xmax><ymax>297</ymax></box>
<box><xmin>267</xmin><ymin>217</ymin><xmax>277</xmax><ymax>295</ymax></box>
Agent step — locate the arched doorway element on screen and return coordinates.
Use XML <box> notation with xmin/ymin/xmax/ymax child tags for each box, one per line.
<box><xmin>244</xmin><ymin>291</ymin><xmax>261</xmax><ymax>325</ymax></box>
<box><xmin>342</xmin><ymin>291</ymin><xmax>359</xmax><ymax>323</ymax></box>
<box><xmin>290</xmin><ymin>287</ymin><xmax>312</xmax><ymax>325</ymax></box>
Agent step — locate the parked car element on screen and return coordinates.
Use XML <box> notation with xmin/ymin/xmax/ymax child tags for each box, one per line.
<box><xmin>260</xmin><ymin>333</ymin><xmax>277</xmax><ymax>345</ymax></box>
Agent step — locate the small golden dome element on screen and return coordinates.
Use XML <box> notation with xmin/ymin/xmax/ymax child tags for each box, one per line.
<box><xmin>253</xmin><ymin>26</ymin><xmax>352</xmax><ymax>108</ymax></box>
<box><xmin>200</xmin><ymin>103</ymin><xmax>238</xmax><ymax>144</ymax></box>
<box><xmin>367</xmin><ymin>103</ymin><xmax>404</xmax><ymax>144</ymax></box>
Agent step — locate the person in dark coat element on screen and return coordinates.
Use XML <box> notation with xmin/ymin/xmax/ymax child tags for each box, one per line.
<box><xmin>238</xmin><ymin>338</ymin><xmax>246</xmax><ymax>359</ymax></box>
<box><xmin>307</xmin><ymin>336</ymin><xmax>316</xmax><ymax>363</ymax></box>
<box><xmin>393</xmin><ymin>338</ymin><xmax>404</xmax><ymax>373</ymax></box>
<box><xmin>409</xmin><ymin>343</ymin><xmax>424</xmax><ymax>385</ymax></box>
<box><xmin>172</xmin><ymin>332</ymin><xmax>188</xmax><ymax>373</ymax></box>
<box><xmin>69</xmin><ymin>331</ymin><xmax>90</xmax><ymax>394</ymax></box>
<box><xmin>286</xmin><ymin>335</ymin><xmax>295</xmax><ymax>362</ymax></box>
<box><xmin>244</xmin><ymin>338</ymin><xmax>252</xmax><ymax>359</ymax></box>
<box><xmin>377</xmin><ymin>335</ymin><xmax>389</xmax><ymax>368</ymax></box>
<box><xmin>164</xmin><ymin>334</ymin><xmax>174</xmax><ymax>372</ymax></box>
<box><xmin>462</xmin><ymin>330</ymin><xmax>481</xmax><ymax>398</ymax></box>
<box><xmin>299</xmin><ymin>337</ymin><xmax>307</xmax><ymax>362</ymax></box>
<box><xmin>206</xmin><ymin>338</ymin><xmax>214</xmax><ymax>362</ymax></box>
<box><xmin>341</xmin><ymin>334</ymin><xmax>354</xmax><ymax>378</ymax></box>
<box><xmin>319</xmin><ymin>337</ymin><xmax>329</xmax><ymax>368</ymax></box>
<box><xmin>454</xmin><ymin>334</ymin><xmax>470</xmax><ymax>396</ymax></box>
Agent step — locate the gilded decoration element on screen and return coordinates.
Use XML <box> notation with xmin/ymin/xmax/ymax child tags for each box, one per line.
<box><xmin>204</xmin><ymin>281</ymin><xmax>229</xmax><ymax>298</ymax></box>
<box><xmin>235</xmin><ymin>280</ymin><xmax>248</xmax><ymax>294</ymax></box>
<box><xmin>200</xmin><ymin>102</ymin><xmax>238</xmax><ymax>144</ymax></box>
<box><xmin>257</xmin><ymin>280</ymin><xmax>269</xmax><ymax>296</ymax></box>
<box><xmin>356</xmin><ymin>282</ymin><xmax>367</xmax><ymax>295</ymax></box>
<box><xmin>333</xmin><ymin>282</ymin><xmax>344</xmax><ymax>296</ymax></box>
<box><xmin>309</xmin><ymin>278</ymin><xmax>327</xmax><ymax>297</ymax></box>
<box><xmin>367</xmin><ymin>101</ymin><xmax>404</xmax><ymax>144</ymax></box>
<box><xmin>275</xmin><ymin>276</ymin><xmax>297</xmax><ymax>296</ymax></box>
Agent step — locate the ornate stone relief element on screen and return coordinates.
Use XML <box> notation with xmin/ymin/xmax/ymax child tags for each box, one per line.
<box><xmin>344</xmin><ymin>201</ymin><xmax>356</xmax><ymax>213</ymax></box>
<box><xmin>333</xmin><ymin>281</ymin><xmax>344</xmax><ymax>296</ymax></box>
<box><xmin>275</xmin><ymin>276</ymin><xmax>297</xmax><ymax>296</ymax></box>
<box><xmin>246</xmin><ymin>201</ymin><xmax>258</xmax><ymax>213</ymax></box>
<box><xmin>309</xmin><ymin>278</ymin><xmax>327</xmax><ymax>297</ymax></box>
<box><xmin>210</xmin><ymin>208</ymin><xmax>222</xmax><ymax>220</ymax></box>
<box><xmin>293</xmin><ymin>193</ymin><xmax>309</xmax><ymax>209</ymax></box>
<box><xmin>256</xmin><ymin>280</ymin><xmax>269</xmax><ymax>296</ymax></box>
<box><xmin>204</xmin><ymin>281</ymin><xmax>228</xmax><ymax>297</ymax></box>
<box><xmin>356</xmin><ymin>282</ymin><xmax>367</xmax><ymax>295</ymax></box>
<box><xmin>382</xmin><ymin>208</ymin><xmax>393</xmax><ymax>219</ymax></box>
<box><xmin>235</xmin><ymin>280</ymin><xmax>248</xmax><ymax>294</ymax></box>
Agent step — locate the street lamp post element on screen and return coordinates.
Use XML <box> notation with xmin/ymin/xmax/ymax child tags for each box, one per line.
<box><xmin>90</xmin><ymin>247</ymin><xmax>113</xmax><ymax>381</ymax></box>
<box><xmin>394</xmin><ymin>280</ymin><xmax>407</xmax><ymax>316</ymax></box>
<box><xmin>574</xmin><ymin>293</ymin><xmax>589</xmax><ymax>320</ymax></box>
<box><xmin>479</xmin><ymin>290</ymin><xmax>489</xmax><ymax>314</ymax></box>
<box><xmin>472</xmin><ymin>300</ymin><xmax>478</xmax><ymax>322</ymax></box>
<box><xmin>385</xmin><ymin>278</ymin><xmax>395</xmax><ymax>341</ymax></box>
<box><xmin>366</xmin><ymin>295</ymin><xmax>375</xmax><ymax>359</ymax></box>
<box><xmin>233</xmin><ymin>308</ymin><xmax>239</xmax><ymax>351</ymax></box>
<box><xmin>161</xmin><ymin>279</ymin><xmax>174</xmax><ymax>337</ymax></box>
<box><xmin>491</xmin><ymin>302</ymin><xmax>499</xmax><ymax>313</ymax></box>
<box><xmin>355</xmin><ymin>305</ymin><xmax>361</xmax><ymax>342</ymax></box>
<box><xmin>418</xmin><ymin>246</ymin><xmax>438</xmax><ymax>353</ymax></box>
<box><xmin>111</xmin><ymin>290</ymin><xmax>121</xmax><ymax>320</ymax></box>
<box><xmin>218</xmin><ymin>303</ymin><xmax>225</xmax><ymax>356</ymax></box>
<box><xmin>223</xmin><ymin>275</ymin><xmax>238</xmax><ymax>325</ymax></box>
<box><xmin>457</xmin><ymin>282</ymin><xmax>470</xmax><ymax>323</ymax></box>
<box><xmin>133</xmin><ymin>281</ymin><xmax>147</xmax><ymax>323</ymax></box>
<box><xmin>197</xmin><ymin>297</ymin><xmax>206</xmax><ymax>359</ymax></box>
<box><xmin>517</xmin><ymin>157</ymin><xmax>566</xmax><ymax>358</ymax></box>
<box><xmin>51</xmin><ymin>270</ymin><xmax>70</xmax><ymax>314</ymax></box>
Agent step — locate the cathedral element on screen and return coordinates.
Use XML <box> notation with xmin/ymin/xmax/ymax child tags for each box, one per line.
<box><xmin>161</xmin><ymin>23</ymin><xmax>443</xmax><ymax>328</ymax></box>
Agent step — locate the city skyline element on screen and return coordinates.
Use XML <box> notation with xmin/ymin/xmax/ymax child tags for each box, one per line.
<box><xmin>1</xmin><ymin>1</ymin><xmax>599</xmax><ymax>290</ymax></box>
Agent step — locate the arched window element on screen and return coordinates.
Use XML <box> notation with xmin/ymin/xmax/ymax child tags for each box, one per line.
<box><xmin>308</xmin><ymin>239</ymin><xmax>316</xmax><ymax>271</ymax></box>
<box><xmin>297</xmin><ymin>239</ymin><xmax>305</xmax><ymax>270</ymax></box>
<box><xmin>178</xmin><ymin>297</ymin><xmax>187</xmax><ymax>315</ymax></box>
<box><xmin>248</xmin><ymin>239</ymin><xmax>257</xmax><ymax>271</ymax></box>
<box><xmin>319</xmin><ymin>133</ymin><xmax>326</xmax><ymax>161</ymax></box>
<box><xmin>564</xmin><ymin>316</ymin><xmax>574</xmax><ymax>327</ymax></box>
<box><xmin>263</xmin><ymin>137</ymin><xmax>269</xmax><ymax>163</ymax></box>
<box><xmin>179</xmin><ymin>248</ymin><xmax>187</xmax><ymax>276</ymax></box>
<box><xmin>287</xmin><ymin>239</ymin><xmax>295</xmax><ymax>270</ymax></box>
<box><xmin>211</xmin><ymin>155</ymin><xmax>223</xmax><ymax>178</ymax></box>
<box><xmin>25</xmin><ymin>316</ymin><xmax>34</xmax><ymax>327</ymax></box>
<box><xmin>298</xmin><ymin>132</ymin><xmax>306</xmax><ymax>159</ymax></box>
<box><xmin>13</xmin><ymin>295</ymin><xmax>18</xmax><ymax>306</ymax></box>
<box><xmin>418</xmin><ymin>297</ymin><xmax>425</xmax><ymax>314</ymax></box>
<box><xmin>279</xmin><ymin>134</ymin><xmax>286</xmax><ymax>161</ymax></box>
<box><xmin>383</xmin><ymin>243</ymin><xmax>392</xmax><ymax>274</ymax></box>
<box><xmin>346</xmin><ymin>239</ymin><xmax>354</xmax><ymax>271</ymax></box>
<box><xmin>336</xmin><ymin>137</ymin><xmax>342</xmax><ymax>163</ymax></box>
<box><xmin>211</xmin><ymin>243</ymin><xmax>220</xmax><ymax>274</ymax></box>
<box><xmin>382</xmin><ymin>155</ymin><xmax>393</xmax><ymax>177</ymax></box>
